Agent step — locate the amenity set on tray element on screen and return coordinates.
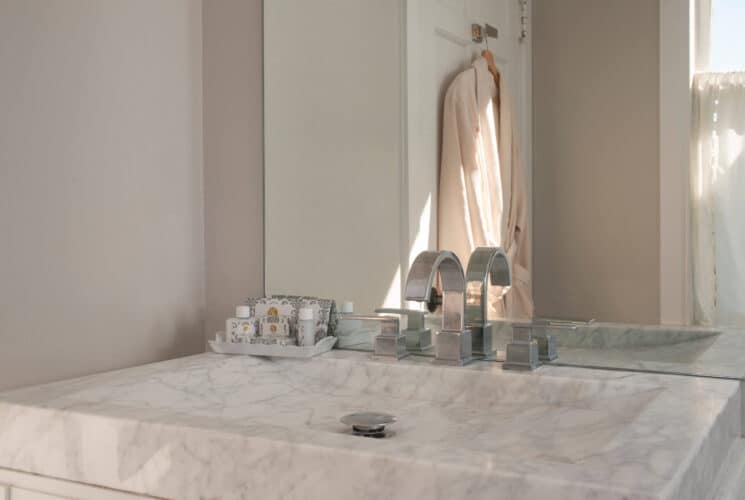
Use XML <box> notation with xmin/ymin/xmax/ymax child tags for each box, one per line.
<box><xmin>209</xmin><ymin>295</ymin><xmax>339</xmax><ymax>358</ymax></box>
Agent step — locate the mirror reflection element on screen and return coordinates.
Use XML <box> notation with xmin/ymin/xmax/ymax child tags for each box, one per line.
<box><xmin>263</xmin><ymin>0</ymin><xmax>745</xmax><ymax>379</ymax></box>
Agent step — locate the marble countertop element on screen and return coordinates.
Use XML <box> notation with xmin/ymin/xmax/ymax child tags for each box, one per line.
<box><xmin>0</xmin><ymin>352</ymin><xmax>741</xmax><ymax>499</ymax></box>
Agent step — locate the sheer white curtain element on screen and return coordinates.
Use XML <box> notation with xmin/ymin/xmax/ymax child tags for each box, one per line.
<box><xmin>692</xmin><ymin>72</ymin><xmax>745</xmax><ymax>326</ymax></box>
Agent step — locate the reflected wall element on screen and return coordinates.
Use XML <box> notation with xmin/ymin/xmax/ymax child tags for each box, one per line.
<box><xmin>264</xmin><ymin>0</ymin><xmax>405</xmax><ymax>313</ymax></box>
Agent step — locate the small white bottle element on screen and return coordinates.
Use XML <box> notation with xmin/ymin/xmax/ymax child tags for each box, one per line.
<box><xmin>226</xmin><ymin>305</ymin><xmax>256</xmax><ymax>343</ymax></box>
<box><xmin>335</xmin><ymin>301</ymin><xmax>367</xmax><ymax>346</ymax></box>
<box><xmin>297</xmin><ymin>307</ymin><xmax>316</xmax><ymax>347</ymax></box>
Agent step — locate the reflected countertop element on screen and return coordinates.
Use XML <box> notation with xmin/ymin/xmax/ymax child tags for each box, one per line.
<box><xmin>338</xmin><ymin>313</ymin><xmax>745</xmax><ymax>380</ymax></box>
<box><xmin>541</xmin><ymin>323</ymin><xmax>745</xmax><ymax>380</ymax></box>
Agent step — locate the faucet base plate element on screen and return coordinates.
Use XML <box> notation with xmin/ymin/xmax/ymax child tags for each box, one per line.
<box><xmin>373</xmin><ymin>335</ymin><xmax>409</xmax><ymax>360</ymax></box>
<box><xmin>432</xmin><ymin>356</ymin><xmax>474</xmax><ymax>367</ymax></box>
<box><xmin>434</xmin><ymin>329</ymin><xmax>473</xmax><ymax>366</ymax></box>
<box><xmin>469</xmin><ymin>323</ymin><xmax>497</xmax><ymax>358</ymax></box>
<box><xmin>503</xmin><ymin>339</ymin><xmax>540</xmax><ymax>371</ymax></box>
<box><xmin>404</xmin><ymin>328</ymin><xmax>432</xmax><ymax>352</ymax></box>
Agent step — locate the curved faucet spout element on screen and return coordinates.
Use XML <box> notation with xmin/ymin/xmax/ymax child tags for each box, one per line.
<box><xmin>405</xmin><ymin>251</ymin><xmax>465</xmax><ymax>332</ymax></box>
<box><xmin>465</xmin><ymin>247</ymin><xmax>511</xmax><ymax>327</ymax></box>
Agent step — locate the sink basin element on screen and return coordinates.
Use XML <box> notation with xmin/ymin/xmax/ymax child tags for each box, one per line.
<box><xmin>0</xmin><ymin>352</ymin><xmax>740</xmax><ymax>500</ymax></box>
<box><xmin>71</xmin><ymin>352</ymin><xmax>662</xmax><ymax>465</ymax></box>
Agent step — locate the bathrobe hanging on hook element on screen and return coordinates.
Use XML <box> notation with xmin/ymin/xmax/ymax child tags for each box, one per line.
<box><xmin>438</xmin><ymin>55</ymin><xmax>534</xmax><ymax>319</ymax></box>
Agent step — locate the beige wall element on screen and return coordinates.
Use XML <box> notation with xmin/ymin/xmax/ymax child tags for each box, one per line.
<box><xmin>532</xmin><ymin>0</ymin><xmax>661</xmax><ymax>323</ymax></box>
<box><xmin>0</xmin><ymin>0</ymin><xmax>205</xmax><ymax>390</ymax></box>
<box><xmin>202</xmin><ymin>0</ymin><xmax>264</xmax><ymax>340</ymax></box>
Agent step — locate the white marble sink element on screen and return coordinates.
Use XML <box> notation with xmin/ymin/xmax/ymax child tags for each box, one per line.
<box><xmin>0</xmin><ymin>352</ymin><xmax>740</xmax><ymax>499</ymax></box>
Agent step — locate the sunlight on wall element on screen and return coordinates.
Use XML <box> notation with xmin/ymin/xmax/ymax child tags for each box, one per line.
<box><xmin>382</xmin><ymin>266</ymin><xmax>401</xmax><ymax>308</ymax></box>
<box><xmin>401</xmin><ymin>194</ymin><xmax>433</xmax><ymax>310</ymax></box>
<box><xmin>408</xmin><ymin>194</ymin><xmax>432</xmax><ymax>266</ymax></box>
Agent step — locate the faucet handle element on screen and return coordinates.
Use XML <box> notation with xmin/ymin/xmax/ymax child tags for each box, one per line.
<box><xmin>369</xmin><ymin>314</ymin><xmax>408</xmax><ymax>360</ymax></box>
<box><xmin>531</xmin><ymin>328</ymin><xmax>558</xmax><ymax>362</ymax></box>
<box><xmin>504</xmin><ymin>323</ymin><xmax>540</xmax><ymax>370</ymax></box>
<box><xmin>375</xmin><ymin>308</ymin><xmax>432</xmax><ymax>352</ymax></box>
<box><xmin>375</xmin><ymin>308</ymin><xmax>425</xmax><ymax>330</ymax></box>
<box><xmin>425</xmin><ymin>287</ymin><xmax>442</xmax><ymax>313</ymax></box>
<box><xmin>512</xmin><ymin>323</ymin><xmax>534</xmax><ymax>342</ymax></box>
<box><xmin>514</xmin><ymin>322</ymin><xmax>558</xmax><ymax>362</ymax></box>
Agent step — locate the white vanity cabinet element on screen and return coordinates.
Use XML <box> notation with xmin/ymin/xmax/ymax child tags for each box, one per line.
<box><xmin>0</xmin><ymin>469</ymin><xmax>152</xmax><ymax>500</ymax></box>
<box><xmin>10</xmin><ymin>488</ymin><xmax>66</xmax><ymax>500</ymax></box>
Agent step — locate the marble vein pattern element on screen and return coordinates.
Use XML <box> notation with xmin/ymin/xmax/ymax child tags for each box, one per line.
<box><xmin>711</xmin><ymin>439</ymin><xmax>745</xmax><ymax>499</ymax></box>
<box><xmin>0</xmin><ymin>352</ymin><xmax>740</xmax><ymax>500</ymax></box>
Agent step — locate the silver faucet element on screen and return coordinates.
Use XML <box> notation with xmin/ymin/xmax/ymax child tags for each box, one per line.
<box><xmin>405</xmin><ymin>251</ymin><xmax>472</xmax><ymax>365</ymax></box>
<box><xmin>465</xmin><ymin>247</ymin><xmax>511</xmax><ymax>358</ymax></box>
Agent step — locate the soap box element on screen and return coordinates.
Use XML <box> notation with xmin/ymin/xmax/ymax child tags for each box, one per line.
<box><xmin>254</xmin><ymin>301</ymin><xmax>294</xmax><ymax>320</ymax></box>
<box><xmin>226</xmin><ymin>317</ymin><xmax>258</xmax><ymax>343</ymax></box>
<box><xmin>259</xmin><ymin>316</ymin><xmax>291</xmax><ymax>341</ymax></box>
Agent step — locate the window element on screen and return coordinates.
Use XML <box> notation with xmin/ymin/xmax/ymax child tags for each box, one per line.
<box><xmin>709</xmin><ymin>0</ymin><xmax>745</xmax><ymax>72</ymax></box>
<box><xmin>690</xmin><ymin>0</ymin><xmax>745</xmax><ymax>327</ymax></box>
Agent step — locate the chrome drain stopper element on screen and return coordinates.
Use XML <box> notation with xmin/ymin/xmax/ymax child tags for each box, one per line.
<box><xmin>340</xmin><ymin>412</ymin><xmax>395</xmax><ymax>438</ymax></box>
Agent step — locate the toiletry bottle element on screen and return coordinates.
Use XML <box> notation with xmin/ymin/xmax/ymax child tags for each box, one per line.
<box><xmin>298</xmin><ymin>307</ymin><xmax>316</xmax><ymax>347</ymax></box>
<box><xmin>335</xmin><ymin>301</ymin><xmax>360</xmax><ymax>334</ymax></box>
<box><xmin>336</xmin><ymin>301</ymin><xmax>377</xmax><ymax>348</ymax></box>
<box><xmin>226</xmin><ymin>305</ymin><xmax>256</xmax><ymax>343</ymax></box>
<box><xmin>341</xmin><ymin>301</ymin><xmax>354</xmax><ymax>315</ymax></box>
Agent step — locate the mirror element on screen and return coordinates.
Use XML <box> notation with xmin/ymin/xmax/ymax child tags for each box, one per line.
<box><xmin>264</xmin><ymin>1</ymin><xmax>745</xmax><ymax>380</ymax></box>
<box><xmin>264</xmin><ymin>0</ymin><xmax>528</xmax><ymax>315</ymax></box>
<box><xmin>264</xmin><ymin>0</ymin><xmax>404</xmax><ymax>315</ymax></box>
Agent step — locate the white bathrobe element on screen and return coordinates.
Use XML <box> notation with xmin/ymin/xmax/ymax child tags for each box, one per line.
<box><xmin>438</xmin><ymin>57</ymin><xmax>534</xmax><ymax>319</ymax></box>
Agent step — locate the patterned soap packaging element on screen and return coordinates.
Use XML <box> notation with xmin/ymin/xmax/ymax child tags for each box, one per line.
<box><xmin>225</xmin><ymin>306</ymin><xmax>257</xmax><ymax>343</ymax></box>
<box><xmin>259</xmin><ymin>316</ymin><xmax>292</xmax><ymax>345</ymax></box>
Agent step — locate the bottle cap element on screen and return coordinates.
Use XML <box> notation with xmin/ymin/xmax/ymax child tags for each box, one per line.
<box><xmin>298</xmin><ymin>307</ymin><xmax>314</xmax><ymax>321</ymax></box>
<box><xmin>235</xmin><ymin>305</ymin><xmax>252</xmax><ymax>318</ymax></box>
<box><xmin>341</xmin><ymin>301</ymin><xmax>354</xmax><ymax>314</ymax></box>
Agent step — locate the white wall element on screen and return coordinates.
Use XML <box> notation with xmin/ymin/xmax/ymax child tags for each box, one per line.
<box><xmin>0</xmin><ymin>0</ymin><xmax>205</xmax><ymax>390</ymax></box>
<box><xmin>202</xmin><ymin>0</ymin><xmax>264</xmax><ymax>340</ymax></box>
<box><xmin>263</xmin><ymin>0</ymin><xmax>404</xmax><ymax>314</ymax></box>
<box><xmin>659</xmin><ymin>0</ymin><xmax>695</xmax><ymax>325</ymax></box>
<box><xmin>532</xmin><ymin>0</ymin><xmax>661</xmax><ymax>323</ymax></box>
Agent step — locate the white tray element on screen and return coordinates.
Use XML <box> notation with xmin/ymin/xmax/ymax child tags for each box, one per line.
<box><xmin>208</xmin><ymin>336</ymin><xmax>337</xmax><ymax>358</ymax></box>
